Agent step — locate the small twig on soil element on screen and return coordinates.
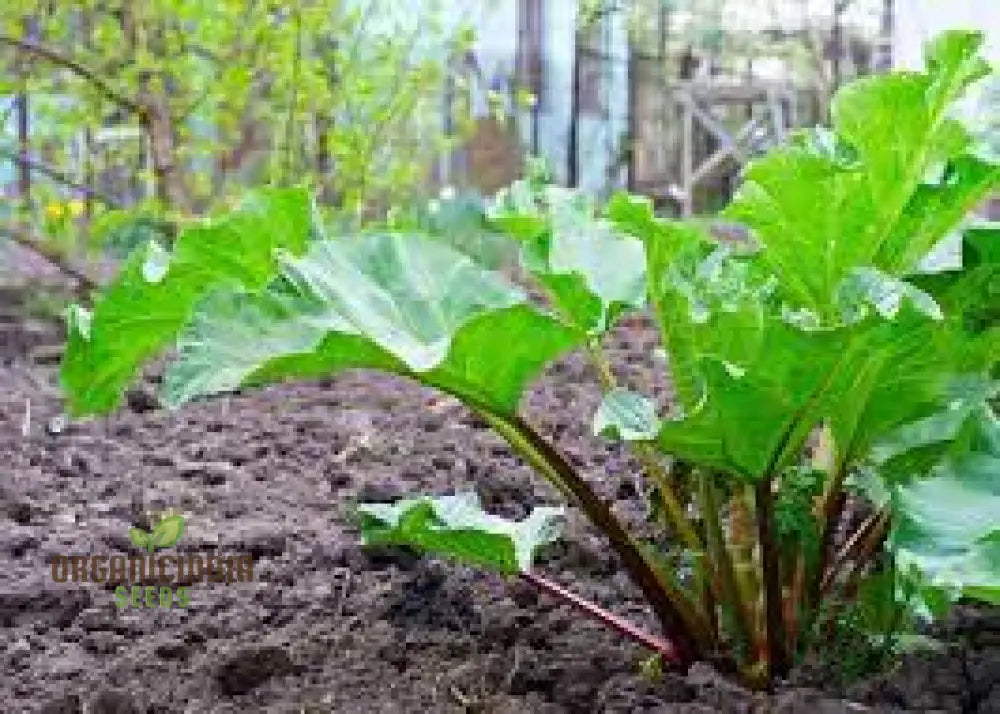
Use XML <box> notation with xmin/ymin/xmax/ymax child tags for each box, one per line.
<box><xmin>519</xmin><ymin>570</ymin><xmax>683</xmax><ymax>665</ymax></box>
<box><xmin>502</xmin><ymin>644</ymin><xmax>522</xmax><ymax>693</ymax></box>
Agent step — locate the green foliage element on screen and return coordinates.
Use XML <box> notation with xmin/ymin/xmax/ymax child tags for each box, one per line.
<box><xmin>773</xmin><ymin>467</ymin><xmax>824</xmax><ymax>568</ymax></box>
<box><xmin>57</xmin><ymin>29</ymin><xmax>1000</xmax><ymax>685</ymax></box>
<box><xmin>821</xmin><ymin>565</ymin><xmax>926</xmax><ymax>685</ymax></box>
<box><xmin>490</xmin><ymin>182</ymin><xmax>648</xmax><ymax>335</ymax></box>
<box><xmin>61</xmin><ymin>187</ymin><xmax>313</xmax><ymax>415</ymax></box>
<box><xmin>0</xmin><ymin>1</ymin><xmax>472</xmax><ymax>230</ymax></box>
<box><xmin>890</xmin><ymin>406</ymin><xmax>1000</xmax><ymax>605</ymax></box>
<box><xmin>359</xmin><ymin>492</ymin><xmax>564</xmax><ymax>574</ymax></box>
<box><xmin>161</xmin><ymin>231</ymin><xmax>580</xmax><ymax>416</ymax></box>
<box><xmin>88</xmin><ymin>200</ymin><xmax>175</xmax><ymax>257</ymax></box>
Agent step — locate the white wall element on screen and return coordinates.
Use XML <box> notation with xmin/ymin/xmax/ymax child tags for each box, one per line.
<box><xmin>535</xmin><ymin>2</ymin><xmax>578</xmax><ymax>186</ymax></box>
<box><xmin>893</xmin><ymin>0</ymin><xmax>999</xmax><ymax>271</ymax></box>
<box><xmin>893</xmin><ymin>0</ymin><xmax>1000</xmax><ymax>68</ymax></box>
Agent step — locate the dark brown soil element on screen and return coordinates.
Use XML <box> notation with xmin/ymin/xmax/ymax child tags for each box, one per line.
<box><xmin>1</xmin><ymin>305</ymin><xmax>998</xmax><ymax>713</ymax></box>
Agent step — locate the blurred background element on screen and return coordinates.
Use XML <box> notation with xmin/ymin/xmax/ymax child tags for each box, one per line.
<box><xmin>0</xmin><ymin>0</ymin><xmax>997</xmax><ymax>292</ymax></box>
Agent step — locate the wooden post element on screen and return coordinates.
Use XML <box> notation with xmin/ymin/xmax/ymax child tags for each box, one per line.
<box><xmin>681</xmin><ymin>96</ymin><xmax>693</xmax><ymax>218</ymax></box>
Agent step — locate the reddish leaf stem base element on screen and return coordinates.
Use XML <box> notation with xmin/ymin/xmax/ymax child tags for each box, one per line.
<box><xmin>520</xmin><ymin>570</ymin><xmax>682</xmax><ymax>665</ymax></box>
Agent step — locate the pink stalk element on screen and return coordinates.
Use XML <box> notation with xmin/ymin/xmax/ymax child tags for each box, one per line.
<box><xmin>520</xmin><ymin>570</ymin><xmax>682</xmax><ymax>665</ymax></box>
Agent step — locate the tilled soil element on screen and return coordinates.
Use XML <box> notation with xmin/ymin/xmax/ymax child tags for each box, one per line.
<box><xmin>1</xmin><ymin>311</ymin><xmax>999</xmax><ymax>713</ymax></box>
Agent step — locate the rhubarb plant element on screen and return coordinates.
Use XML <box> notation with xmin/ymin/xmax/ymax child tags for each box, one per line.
<box><xmin>60</xmin><ymin>31</ymin><xmax>998</xmax><ymax>687</ymax></box>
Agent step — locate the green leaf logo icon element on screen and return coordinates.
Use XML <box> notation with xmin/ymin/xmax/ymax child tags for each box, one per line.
<box><xmin>129</xmin><ymin>527</ymin><xmax>151</xmax><ymax>552</ymax></box>
<box><xmin>128</xmin><ymin>516</ymin><xmax>185</xmax><ymax>554</ymax></box>
<box><xmin>151</xmin><ymin>515</ymin><xmax>185</xmax><ymax>551</ymax></box>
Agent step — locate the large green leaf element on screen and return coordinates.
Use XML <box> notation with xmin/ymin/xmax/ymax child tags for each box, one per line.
<box><xmin>489</xmin><ymin>182</ymin><xmax>646</xmax><ymax>335</ymax></box>
<box><xmin>915</xmin><ymin>224</ymin><xmax>1000</xmax><ymax>348</ymax></box>
<box><xmin>655</xmin><ymin>328</ymin><xmax>844</xmax><ymax>480</ymax></box>
<box><xmin>60</xmin><ymin>187</ymin><xmax>315</xmax><ymax>416</ymax></box>
<box><xmin>359</xmin><ymin>492</ymin><xmax>565</xmax><ymax>574</ymax></box>
<box><xmin>890</xmin><ymin>407</ymin><xmax>1000</xmax><ymax>606</ymax></box>
<box><xmin>162</xmin><ymin>233</ymin><xmax>581</xmax><ymax>416</ymax></box>
<box><xmin>724</xmin><ymin>31</ymin><xmax>1000</xmax><ymax>316</ymax></box>
<box><xmin>643</xmin><ymin>221</ymin><xmax>778</xmax><ymax>408</ymax></box>
<box><xmin>839</xmin><ymin>226</ymin><xmax>1000</xmax><ymax>469</ymax></box>
<box><xmin>642</xmin><ymin>223</ymin><xmax>844</xmax><ymax>478</ymax></box>
<box><xmin>870</xmin><ymin>375</ymin><xmax>1000</xmax><ymax>481</ymax></box>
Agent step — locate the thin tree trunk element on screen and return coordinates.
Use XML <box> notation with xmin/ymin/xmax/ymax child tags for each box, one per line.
<box><xmin>878</xmin><ymin>0</ymin><xmax>893</xmax><ymax>71</ymax></box>
<box><xmin>142</xmin><ymin>96</ymin><xmax>185</xmax><ymax>212</ymax></box>
<box><xmin>16</xmin><ymin>87</ymin><xmax>30</xmax><ymax>218</ymax></box>
<box><xmin>626</xmin><ymin>41</ymin><xmax>636</xmax><ymax>192</ymax></box>
<box><xmin>316</xmin><ymin>115</ymin><xmax>332</xmax><ymax>202</ymax></box>
<box><xmin>567</xmin><ymin>26</ymin><xmax>581</xmax><ymax>187</ymax></box>
<box><xmin>15</xmin><ymin>19</ymin><xmax>33</xmax><ymax>222</ymax></box>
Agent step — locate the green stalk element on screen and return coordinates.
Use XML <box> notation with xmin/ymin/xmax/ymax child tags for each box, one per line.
<box><xmin>698</xmin><ymin>472</ymin><xmax>756</xmax><ymax>662</ymax></box>
<box><xmin>476</xmin><ymin>408</ymin><xmax>710</xmax><ymax>663</ymax></box>
<box><xmin>755</xmin><ymin>476</ymin><xmax>789</xmax><ymax>678</ymax></box>
<box><xmin>729</xmin><ymin>485</ymin><xmax>760</xmax><ymax>637</ymax></box>
<box><xmin>583</xmin><ymin>338</ymin><xmax>713</xmax><ymax>644</ymax></box>
<box><xmin>584</xmin><ymin>340</ymin><xmax>703</xmax><ymax>554</ymax></box>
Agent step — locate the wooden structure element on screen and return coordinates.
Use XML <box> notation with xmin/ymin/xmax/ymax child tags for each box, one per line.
<box><xmin>674</xmin><ymin>82</ymin><xmax>796</xmax><ymax>217</ymax></box>
<box><xmin>630</xmin><ymin>74</ymin><xmax>800</xmax><ymax>216</ymax></box>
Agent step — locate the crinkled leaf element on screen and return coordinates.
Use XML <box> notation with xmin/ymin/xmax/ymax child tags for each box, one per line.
<box><xmin>871</xmin><ymin>376</ymin><xmax>1000</xmax><ymax>478</ymax></box>
<box><xmin>415</xmin><ymin>191</ymin><xmax>518</xmax><ymax>271</ymax></box>
<box><xmin>644</xmin><ymin>224</ymin><xmax>840</xmax><ymax>478</ymax></box>
<box><xmin>915</xmin><ymin>225</ymin><xmax>1000</xmax><ymax>345</ymax></box>
<box><xmin>835</xmin><ymin>226</ymin><xmax>1000</xmax><ymax>468</ymax></box>
<box><xmin>656</xmin><ymin>334</ymin><xmax>842</xmax><ymax>479</ymax></box>
<box><xmin>605</xmin><ymin>192</ymin><xmax>671</xmax><ymax>244</ymax></box>
<box><xmin>644</xmin><ymin>222</ymin><xmax>779</xmax><ymax>410</ymax></box>
<box><xmin>162</xmin><ymin>233</ymin><xmax>581</xmax><ymax>416</ymax></box>
<box><xmin>593</xmin><ymin>388</ymin><xmax>661</xmax><ymax>441</ymax></box>
<box><xmin>490</xmin><ymin>182</ymin><xmax>646</xmax><ymax>334</ymax></box>
<box><xmin>837</xmin><ymin>268</ymin><xmax>944</xmax><ymax>324</ymax></box>
<box><xmin>890</xmin><ymin>408</ymin><xmax>1000</xmax><ymax>606</ymax></box>
<box><xmin>824</xmin><ymin>303</ymin><xmax>985</xmax><ymax>468</ymax></box>
<box><xmin>358</xmin><ymin>492</ymin><xmax>564</xmax><ymax>574</ymax></box>
<box><xmin>60</xmin><ymin>187</ymin><xmax>315</xmax><ymax>416</ymax></box>
<box><xmin>724</xmin><ymin>31</ymin><xmax>1000</xmax><ymax>316</ymax></box>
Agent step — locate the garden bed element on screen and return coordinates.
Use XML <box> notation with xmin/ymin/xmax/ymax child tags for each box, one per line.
<box><xmin>1</xmin><ymin>312</ymin><xmax>998</xmax><ymax>713</ymax></box>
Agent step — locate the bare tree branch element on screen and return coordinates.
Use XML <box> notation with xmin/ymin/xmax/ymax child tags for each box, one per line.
<box><xmin>0</xmin><ymin>149</ymin><xmax>122</xmax><ymax>206</ymax></box>
<box><xmin>0</xmin><ymin>221</ymin><xmax>99</xmax><ymax>291</ymax></box>
<box><xmin>0</xmin><ymin>34</ymin><xmax>146</xmax><ymax>116</ymax></box>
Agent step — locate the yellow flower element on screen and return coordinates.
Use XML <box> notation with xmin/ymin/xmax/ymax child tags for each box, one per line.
<box><xmin>67</xmin><ymin>199</ymin><xmax>85</xmax><ymax>218</ymax></box>
<box><xmin>44</xmin><ymin>202</ymin><xmax>64</xmax><ymax>220</ymax></box>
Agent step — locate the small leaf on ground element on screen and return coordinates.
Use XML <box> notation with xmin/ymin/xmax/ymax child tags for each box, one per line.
<box><xmin>593</xmin><ymin>388</ymin><xmax>661</xmax><ymax>441</ymax></box>
<box><xmin>359</xmin><ymin>492</ymin><xmax>564</xmax><ymax>574</ymax></box>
